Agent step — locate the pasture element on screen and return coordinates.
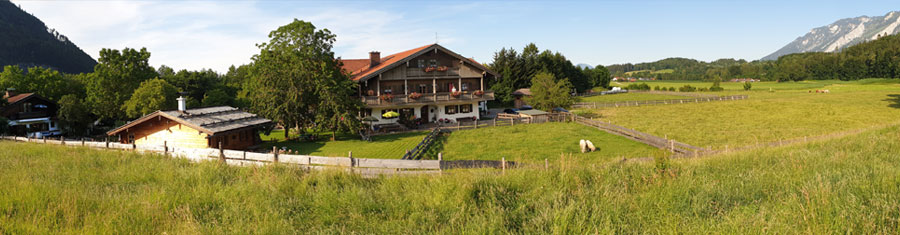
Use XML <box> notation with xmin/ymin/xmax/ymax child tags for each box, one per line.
<box><xmin>611</xmin><ymin>79</ymin><xmax>840</xmax><ymax>91</ymax></box>
<box><xmin>433</xmin><ymin>122</ymin><xmax>665</xmax><ymax>161</ymax></box>
<box><xmin>578</xmin><ymin>92</ymin><xmax>690</xmax><ymax>102</ymax></box>
<box><xmin>261</xmin><ymin>130</ymin><xmax>428</xmax><ymax>159</ymax></box>
<box><xmin>3</xmin><ymin>121</ymin><xmax>900</xmax><ymax>233</ymax></box>
<box><xmin>584</xmin><ymin>79</ymin><xmax>900</xmax><ymax>150</ymax></box>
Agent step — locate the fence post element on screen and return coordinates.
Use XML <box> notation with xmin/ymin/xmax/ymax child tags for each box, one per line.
<box><xmin>545</xmin><ymin>158</ymin><xmax>548</xmax><ymax>170</ymax></box>
<box><xmin>474</xmin><ymin>119</ymin><xmax>478</xmax><ymax>129</ymax></box>
<box><xmin>218</xmin><ymin>142</ymin><xmax>225</xmax><ymax>163</ymax></box>
<box><xmin>272</xmin><ymin>146</ymin><xmax>279</xmax><ymax>163</ymax></box>
<box><xmin>43</xmin><ymin>136</ymin><xmax>46</xmax><ymax>143</ymax></box>
<box><xmin>81</xmin><ymin>138</ymin><xmax>85</xmax><ymax>146</ymax></box>
<box><xmin>163</xmin><ymin>141</ymin><xmax>168</xmax><ymax>155</ymax></box>
<box><xmin>349</xmin><ymin>151</ymin><xmax>354</xmax><ymax>168</ymax></box>
<box><xmin>457</xmin><ymin>122</ymin><xmax>460</xmax><ymax>130</ymax></box>
<box><xmin>501</xmin><ymin>157</ymin><xmax>506</xmax><ymax>174</ymax></box>
<box><xmin>59</xmin><ymin>136</ymin><xmax>64</xmax><ymax>145</ymax></box>
<box><xmin>438</xmin><ymin>152</ymin><xmax>442</xmax><ymax>161</ymax></box>
<box><xmin>132</xmin><ymin>142</ymin><xmax>136</xmax><ymax>150</ymax></box>
<box><xmin>105</xmin><ymin>137</ymin><xmax>109</xmax><ymax>148</ymax></box>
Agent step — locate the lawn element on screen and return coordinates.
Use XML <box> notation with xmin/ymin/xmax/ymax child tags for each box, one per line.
<box><xmin>260</xmin><ymin>130</ymin><xmax>428</xmax><ymax>159</ymax></box>
<box><xmin>578</xmin><ymin>92</ymin><xmax>690</xmax><ymax>103</ymax></box>
<box><xmin>433</xmin><ymin>122</ymin><xmax>665</xmax><ymax>162</ymax></box>
<box><xmin>3</xmin><ymin>123</ymin><xmax>900</xmax><ymax>233</ymax></box>
<box><xmin>584</xmin><ymin>79</ymin><xmax>900</xmax><ymax>149</ymax></box>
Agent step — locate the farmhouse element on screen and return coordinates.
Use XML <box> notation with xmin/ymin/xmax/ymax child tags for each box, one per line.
<box><xmin>107</xmin><ymin>97</ymin><xmax>273</xmax><ymax>150</ymax></box>
<box><xmin>1</xmin><ymin>89</ymin><xmax>60</xmax><ymax>138</ymax></box>
<box><xmin>342</xmin><ymin>44</ymin><xmax>499</xmax><ymax>126</ymax></box>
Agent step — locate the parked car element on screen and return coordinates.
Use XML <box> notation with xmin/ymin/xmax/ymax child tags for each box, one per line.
<box><xmin>519</xmin><ymin>105</ymin><xmax>533</xmax><ymax>110</ymax></box>
<box><xmin>502</xmin><ymin>108</ymin><xmax>519</xmax><ymax>114</ymax></box>
<box><xmin>552</xmin><ymin>107</ymin><xmax>569</xmax><ymax>113</ymax></box>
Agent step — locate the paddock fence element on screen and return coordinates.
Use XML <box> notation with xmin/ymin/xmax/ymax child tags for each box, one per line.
<box><xmin>0</xmin><ymin>136</ymin><xmax>516</xmax><ymax>177</ymax></box>
<box><xmin>570</xmin><ymin>114</ymin><xmax>707</xmax><ymax>156</ymax></box>
<box><xmin>573</xmin><ymin>95</ymin><xmax>748</xmax><ymax>109</ymax></box>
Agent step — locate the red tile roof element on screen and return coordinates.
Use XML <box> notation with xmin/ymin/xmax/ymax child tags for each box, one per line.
<box><xmin>341</xmin><ymin>44</ymin><xmax>434</xmax><ymax>81</ymax></box>
<box><xmin>5</xmin><ymin>93</ymin><xmax>34</xmax><ymax>104</ymax></box>
<box><xmin>339</xmin><ymin>44</ymin><xmax>497</xmax><ymax>82</ymax></box>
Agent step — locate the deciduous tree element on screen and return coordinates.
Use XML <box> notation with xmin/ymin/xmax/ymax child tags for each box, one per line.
<box><xmin>86</xmin><ymin>48</ymin><xmax>156</xmax><ymax>120</ymax></box>
<box><xmin>527</xmin><ymin>72</ymin><xmax>574</xmax><ymax>110</ymax></box>
<box><xmin>123</xmin><ymin>79</ymin><xmax>178</xmax><ymax>118</ymax></box>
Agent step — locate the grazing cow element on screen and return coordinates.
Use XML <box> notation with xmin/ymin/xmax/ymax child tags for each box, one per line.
<box><xmin>585</xmin><ymin>140</ymin><xmax>597</xmax><ymax>152</ymax></box>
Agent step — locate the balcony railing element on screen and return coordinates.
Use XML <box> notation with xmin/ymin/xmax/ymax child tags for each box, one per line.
<box><xmin>361</xmin><ymin>91</ymin><xmax>494</xmax><ymax>106</ymax></box>
<box><xmin>406</xmin><ymin>67</ymin><xmax>460</xmax><ymax>77</ymax></box>
<box><xmin>8</xmin><ymin>111</ymin><xmax>51</xmax><ymax>120</ymax></box>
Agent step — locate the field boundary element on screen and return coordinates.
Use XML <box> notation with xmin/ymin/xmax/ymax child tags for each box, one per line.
<box><xmin>571</xmin><ymin>114</ymin><xmax>706</xmax><ymax>156</ymax></box>
<box><xmin>401</xmin><ymin>127</ymin><xmax>440</xmax><ymax>160</ymax></box>
<box><xmin>573</xmin><ymin>94</ymin><xmax>748</xmax><ymax>109</ymax></box>
<box><xmin>0</xmin><ymin>136</ymin><xmax>515</xmax><ymax>177</ymax></box>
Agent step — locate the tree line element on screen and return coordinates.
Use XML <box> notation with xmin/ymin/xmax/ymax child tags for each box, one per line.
<box><xmin>1</xmin><ymin>19</ymin><xmax>362</xmax><ymax>140</ymax></box>
<box><xmin>487</xmin><ymin>43</ymin><xmax>610</xmax><ymax>105</ymax></box>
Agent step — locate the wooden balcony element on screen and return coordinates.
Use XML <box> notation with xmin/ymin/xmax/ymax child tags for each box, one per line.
<box><xmin>406</xmin><ymin>67</ymin><xmax>460</xmax><ymax>78</ymax></box>
<box><xmin>361</xmin><ymin>91</ymin><xmax>494</xmax><ymax>107</ymax></box>
<box><xmin>8</xmin><ymin>111</ymin><xmax>51</xmax><ymax>120</ymax></box>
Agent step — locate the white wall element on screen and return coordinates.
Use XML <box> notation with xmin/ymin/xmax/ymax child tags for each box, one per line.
<box><xmin>435</xmin><ymin>101</ymin><xmax>480</xmax><ymax>122</ymax></box>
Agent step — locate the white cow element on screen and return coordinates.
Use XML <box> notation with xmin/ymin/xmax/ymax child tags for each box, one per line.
<box><xmin>579</xmin><ymin>139</ymin><xmax>587</xmax><ymax>153</ymax></box>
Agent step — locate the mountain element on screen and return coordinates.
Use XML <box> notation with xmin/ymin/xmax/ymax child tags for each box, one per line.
<box><xmin>762</xmin><ymin>11</ymin><xmax>900</xmax><ymax>61</ymax></box>
<box><xmin>0</xmin><ymin>1</ymin><xmax>96</xmax><ymax>74</ymax></box>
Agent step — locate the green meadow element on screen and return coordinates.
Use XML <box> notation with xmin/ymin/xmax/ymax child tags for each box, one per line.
<box><xmin>3</xmin><ymin>122</ymin><xmax>900</xmax><ymax>233</ymax></box>
<box><xmin>584</xmin><ymin>79</ymin><xmax>900</xmax><ymax>150</ymax></box>
<box><xmin>578</xmin><ymin>92</ymin><xmax>691</xmax><ymax>103</ymax></box>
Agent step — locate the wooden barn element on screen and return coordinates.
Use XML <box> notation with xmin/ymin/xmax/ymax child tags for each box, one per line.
<box><xmin>107</xmin><ymin>100</ymin><xmax>272</xmax><ymax>150</ymax></box>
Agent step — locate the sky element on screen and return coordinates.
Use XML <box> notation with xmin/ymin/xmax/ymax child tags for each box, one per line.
<box><xmin>10</xmin><ymin>0</ymin><xmax>900</xmax><ymax>72</ymax></box>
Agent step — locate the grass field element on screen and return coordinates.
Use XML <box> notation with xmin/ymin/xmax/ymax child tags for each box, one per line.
<box><xmin>261</xmin><ymin>130</ymin><xmax>428</xmax><ymax>159</ymax></box>
<box><xmin>611</xmin><ymin>79</ymin><xmax>840</xmax><ymax>91</ymax></box>
<box><xmin>3</xmin><ymin>122</ymin><xmax>900</xmax><ymax>233</ymax></box>
<box><xmin>578</xmin><ymin>92</ymin><xmax>691</xmax><ymax>103</ymax></box>
<box><xmin>432</xmin><ymin>122</ymin><xmax>664</xmax><ymax>161</ymax></box>
<box><xmin>585</xmin><ymin>79</ymin><xmax>900</xmax><ymax>149</ymax></box>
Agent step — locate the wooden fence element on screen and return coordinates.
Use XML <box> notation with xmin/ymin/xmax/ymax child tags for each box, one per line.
<box><xmin>438</xmin><ymin>113</ymin><xmax>570</xmax><ymax>132</ymax></box>
<box><xmin>0</xmin><ymin>136</ymin><xmax>453</xmax><ymax>177</ymax></box>
<box><xmin>571</xmin><ymin>115</ymin><xmax>706</xmax><ymax>156</ymax></box>
<box><xmin>401</xmin><ymin>127</ymin><xmax>441</xmax><ymax>160</ymax></box>
<box><xmin>573</xmin><ymin>95</ymin><xmax>748</xmax><ymax>109</ymax></box>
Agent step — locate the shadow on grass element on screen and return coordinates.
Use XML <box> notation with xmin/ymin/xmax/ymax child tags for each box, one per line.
<box><xmin>884</xmin><ymin>94</ymin><xmax>900</xmax><ymax>109</ymax></box>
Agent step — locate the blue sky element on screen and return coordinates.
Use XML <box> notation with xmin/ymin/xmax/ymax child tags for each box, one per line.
<box><xmin>12</xmin><ymin>0</ymin><xmax>899</xmax><ymax>72</ymax></box>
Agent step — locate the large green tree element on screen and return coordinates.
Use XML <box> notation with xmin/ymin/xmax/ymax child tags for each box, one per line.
<box><xmin>247</xmin><ymin>19</ymin><xmax>362</xmax><ymax>140</ymax></box>
<box><xmin>0</xmin><ymin>66</ymin><xmax>83</xmax><ymax>101</ymax></box>
<box><xmin>526</xmin><ymin>72</ymin><xmax>575</xmax><ymax>110</ymax></box>
<box><xmin>123</xmin><ymin>79</ymin><xmax>178</xmax><ymax>118</ymax></box>
<box><xmin>86</xmin><ymin>48</ymin><xmax>156</xmax><ymax>120</ymax></box>
<box><xmin>57</xmin><ymin>94</ymin><xmax>93</xmax><ymax>136</ymax></box>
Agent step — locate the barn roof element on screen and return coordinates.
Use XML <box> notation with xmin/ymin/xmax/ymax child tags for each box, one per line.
<box><xmin>107</xmin><ymin>106</ymin><xmax>272</xmax><ymax>136</ymax></box>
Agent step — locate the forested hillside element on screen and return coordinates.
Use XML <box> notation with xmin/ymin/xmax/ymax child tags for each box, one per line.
<box><xmin>0</xmin><ymin>1</ymin><xmax>96</xmax><ymax>74</ymax></box>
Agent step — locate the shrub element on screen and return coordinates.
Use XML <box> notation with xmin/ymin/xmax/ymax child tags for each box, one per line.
<box><xmin>743</xmin><ymin>82</ymin><xmax>752</xmax><ymax>91</ymax></box>
<box><xmin>668</xmin><ymin>87</ymin><xmax>675</xmax><ymax>91</ymax></box>
<box><xmin>678</xmin><ymin>85</ymin><xmax>697</xmax><ymax>92</ymax></box>
<box><xmin>654</xmin><ymin>85</ymin><xmax>661</xmax><ymax>91</ymax></box>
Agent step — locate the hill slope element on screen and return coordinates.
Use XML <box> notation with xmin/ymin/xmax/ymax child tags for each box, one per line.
<box><xmin>763</xmin><ymin>11</ymin><xmax>900</xmax><ymax>61</ymax></box>
<box><xmin>0</xmin><ymin>1</ymin><xmax>96</xmax><ymax>73</ymax></box>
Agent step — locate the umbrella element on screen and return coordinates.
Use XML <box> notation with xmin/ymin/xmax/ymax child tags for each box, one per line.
<box><xmin>382</xmin><ymin>111</ymin><xmax>400</xmax><ymax>119</ymax></box>
<box><xmin>361</xmin><ymin>116</ymin><xmax>379</xmax><ymax>122</ymax></box>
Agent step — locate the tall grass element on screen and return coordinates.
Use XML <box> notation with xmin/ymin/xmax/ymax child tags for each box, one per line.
<box><xmin>2</xmin><ymin>123</ymin><xmax>900</xmax><ymax>233</ymax></box>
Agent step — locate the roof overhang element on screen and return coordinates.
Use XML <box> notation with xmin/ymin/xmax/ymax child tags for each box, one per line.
<box><xmin>355</xmin><ymin>44</ymin><xmax>500</xmax><ymax>82</ymax></box>
<box><xmin>106</xmin><ymin>111</ymin><xmax>213</xmax><ymax>136</ymax></box>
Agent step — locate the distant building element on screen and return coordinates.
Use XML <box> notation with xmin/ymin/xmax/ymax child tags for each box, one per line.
<box><xmin>107</xmin><ymin>97</ymin><xmax>273</xmax><ymax>150</ymax></box>
<box><xmin>511</xmin><ymin>88</ymin><xmax>532</xmax><ymax>109</ymax></box>
<box><xmin>1</xmin><ymin>89</ymin><xmax>60</xmax><ymax>138</ymax></box>
<box><xmin>729</xmin><ymin>78</ymin><xmax>760</xmax><ymax>82</ymax></box>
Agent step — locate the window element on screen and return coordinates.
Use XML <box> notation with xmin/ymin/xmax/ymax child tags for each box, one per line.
<box><xmin>364</xmin><ymin>109</ymin><xmax>372</xmax><ymax>117</ymax></box>
<box><xmin>460</xmin><ymin>104</ymin><xmax>472</xmax><ymax>113</ymax></box>
<box><xmin>445</xmin><ymin>105</ymin><xmax>457</xmax><ymax>115</ymax></box>
<box><xmin>383</xmin><ymin>88</ymin><xmax>392</xmax><ymax>94</ymax></box>
<box><xmin>461</xmin><ymin>82</ymin><xmax>469</xmax><ymax>91</ymax></box>
<box><xmin>428</xmin><ymin>59</ymin><xmax>438</xmax><ymax>67</ymax></box>
<box><xmin>128</xmin><ymin>134</ymin><xmax>135</xmax><ymax>143</ymax></box>
<box><xmin>418</xmin><ymin>84</ymin><xmax>428</xmax><ymax>93</ymax></box>
<box><xmin>417</xmin><ymin>59</ymin><xmax>425</xmax><ymax>68</ymax></box>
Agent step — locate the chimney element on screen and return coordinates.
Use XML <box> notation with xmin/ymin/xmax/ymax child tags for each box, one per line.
<box><xmin>177</xmin><ymin>95</ymin><xmax>186</xmax><ymax>112</ymax></box>
<box><xmin>369</xmin><ymin>51</ymin><xmax>381</xmax><ymax>67</ymax></box>
<box><xmin>4</xmin><ymin>88</ymin><xmax>16</xmax><ymax>99</ymax></box>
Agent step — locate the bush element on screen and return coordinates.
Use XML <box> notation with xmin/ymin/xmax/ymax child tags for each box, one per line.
<box><xmin>654</xmin><ymin>85</ymin><xmax>661</xmax><ymax>91</ymax></box>
<box><xmin>668</xmin><ymin>87</ymin><xmax>676</xmax><ymax>91</ymax></box>
<box><xmin>709</xmin><ymin>78</ymin><xmax>724</xmax><ymax>91</ymax></box>
<box><xmin>678</xmin><ymin>85</ymin><xmax>697</xmax><ymax>92</ymax></box>
<box><xmin>743</xmin><ymin>82</ymin><xmax>752</xmax><ymax>91</ymax></box>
